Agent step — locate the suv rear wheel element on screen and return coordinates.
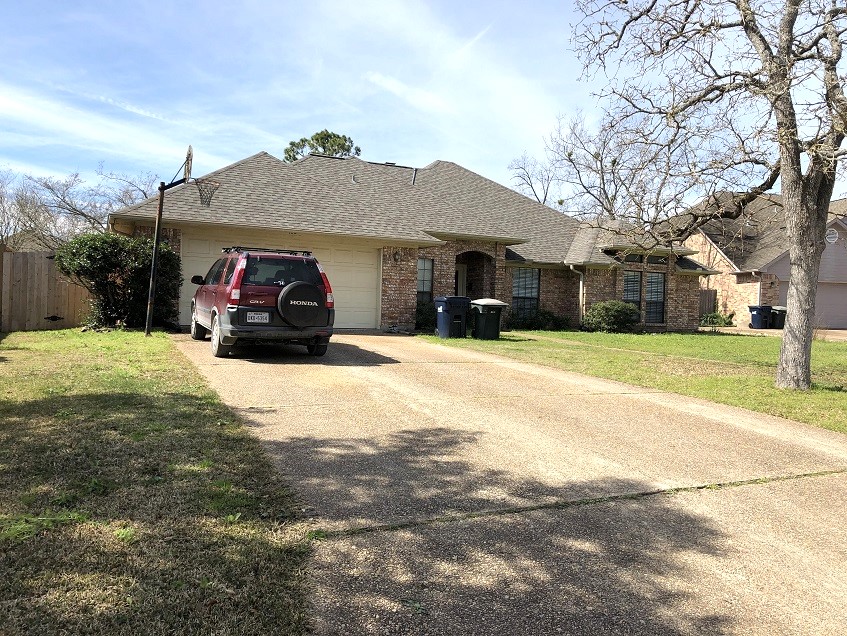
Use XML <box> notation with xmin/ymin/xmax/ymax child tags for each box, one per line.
<box><xmin>211</xmin><ymin>315</ymin><xmax>233</xmax><ymax>358</ymax></box>
<box><xmin>307</xmin><ymin>343</ymin><xmax>328</xmax><ymax>357</ymax></box>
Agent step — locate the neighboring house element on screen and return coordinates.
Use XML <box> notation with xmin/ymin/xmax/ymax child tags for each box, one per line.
<box><xmin>683</xmin><ymin>193</ymin><xmax>847</xmax><ymax>328</ymax></box>
<box><xmin>109</xmin><ymin>152</ymin><xmax>712</xmax><ymax>331</ymax></box>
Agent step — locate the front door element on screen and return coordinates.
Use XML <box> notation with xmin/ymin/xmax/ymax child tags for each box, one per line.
<box><xmin>455</xmin><ymin>264</ymin><xmax>467</xmax><ymax>297</ymax></box>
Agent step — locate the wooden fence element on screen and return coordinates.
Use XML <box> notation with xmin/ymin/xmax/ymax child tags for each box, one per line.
<box><xmin>699</xmin><ymin>288</ymin><xmax>718</xmax><ymax>318</ymax></box>
<box><xmin>0</xmin><ymin>250</ymin><xmax>91</xmax><ymax>332</ymax></box>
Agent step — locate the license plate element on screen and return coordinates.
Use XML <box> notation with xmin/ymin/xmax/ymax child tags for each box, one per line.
<box><xmin>246</xmin><ymin>312</ymin><xmax>270</xmax><ymax>324</ymax></box>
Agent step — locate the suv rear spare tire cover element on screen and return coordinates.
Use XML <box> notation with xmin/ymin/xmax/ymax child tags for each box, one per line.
<box><xmin>277</xmin><ymin>281</ymin><xmax>324</xmax><ymax>327</ymax></box>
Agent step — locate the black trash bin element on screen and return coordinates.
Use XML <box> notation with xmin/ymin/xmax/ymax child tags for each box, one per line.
<box><xmin>770</xmin><ymin>306</ymin><xmax>787</xmax><ymax>329</ymax></box>
<box><xmin>748</xmin><ymin>305</ymin><xmax>772</xmax><ymax>329</ymax></box>
<box><xmin>434</xmin><ymin>296</ymin><xmax>471</xmax><ymax>338</ymax></box>
<box><xmin>471</xmin><ymin>298</ymin><xmax>509</xmax><ymax>340</ymax></box>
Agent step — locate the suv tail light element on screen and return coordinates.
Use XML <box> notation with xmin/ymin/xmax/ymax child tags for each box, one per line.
<box><xmin>316</xmin><ymin>263</ymin><xmax>334</xmax><ymax>308</ymax></box>
<box><xmin>228</xmin><ymin>258</ymin><xmax>247</xmax><ymax>304</ymax></box>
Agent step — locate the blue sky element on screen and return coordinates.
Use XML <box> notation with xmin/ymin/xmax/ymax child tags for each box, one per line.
<box><xmin>0</xmin><ymin>0</ymin><xmax>595</xmax><ymax>189</ymax></box>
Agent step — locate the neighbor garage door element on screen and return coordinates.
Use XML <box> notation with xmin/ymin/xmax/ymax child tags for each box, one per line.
<box><xmin>779</xmin><ymin>281</ymin><xmax>847</xmax><ymax>329</ymax></box>
<box><xmin>177</xmin><ymin>227</ymin><xmax>381</xmax><ymax>329</ymax></box>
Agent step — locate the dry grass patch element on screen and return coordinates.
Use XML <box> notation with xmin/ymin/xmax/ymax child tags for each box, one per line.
<box><xmin>0</xmin><ymin>330</ymin><xmax>310</xmax><ymax>635</ymax></box>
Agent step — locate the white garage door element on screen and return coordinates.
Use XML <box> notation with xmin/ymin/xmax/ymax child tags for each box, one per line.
<box><xmin>779</xmin><ymin>281</ymin><xmax>847</xmax><ymax>329</ymax></box>
<box><xmin>177</xmin><ymin>228</ymin><xmax>381</xmax><ymax>329</ymax></box>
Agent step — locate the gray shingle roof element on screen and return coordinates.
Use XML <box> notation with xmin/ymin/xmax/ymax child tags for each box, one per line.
<box><xmin>111</xmin><ymin>151</ymin><xmax>584</xmax><ymax>263</ymax></box>
<box><xmin>113</xmin><ymin>152</ymin><xmax>438</xmax><ymax>244</ymax></box>
<box><xmin>693</xmin><ymin>193</ymin><xmax>787</xmax><ymax>271</ymax></box>
<box><xmin>411</xmin><ymin>160</ymin><xmax>579</xmax><ymax>262</ymax></box>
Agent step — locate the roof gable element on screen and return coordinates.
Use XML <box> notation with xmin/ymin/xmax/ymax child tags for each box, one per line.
<box><xmin>695</xmin><ymin>193</ymin><xmax>847</xmax><ymax>271</ymax></box>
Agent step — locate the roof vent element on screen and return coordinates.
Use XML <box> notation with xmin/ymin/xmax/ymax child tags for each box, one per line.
<box><xmin>351</xmin><ymin>175</ymin><xmax>357</xmax><ymax>184</ymax></box>
<box><xmin>385</xmin><ymin>162</ymin><xmax>396</xmax><ymax>166</ymax></box>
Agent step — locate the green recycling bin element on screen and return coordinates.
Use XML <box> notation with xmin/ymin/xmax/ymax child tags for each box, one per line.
<box><xmin>471</xmin><ymin>298</ymin><xmax>509</xmax><ymax>340</ymax></box>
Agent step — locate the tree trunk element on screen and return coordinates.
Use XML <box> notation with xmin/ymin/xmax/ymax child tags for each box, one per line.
<box><xmin>775</xmin><ymin>194</ymin><xmax>828</xmax><ymax>390</ymax></box>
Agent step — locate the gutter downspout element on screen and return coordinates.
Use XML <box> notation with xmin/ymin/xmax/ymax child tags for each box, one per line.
<box><xmin>569</xmin><ymin>264</ymin><xmax>585</xmax><ymax>323</ymax></box>
<box><xmin>751</xmin><ymin>270</ymin><xmax>762</xmax><ymax>305</ymax></box>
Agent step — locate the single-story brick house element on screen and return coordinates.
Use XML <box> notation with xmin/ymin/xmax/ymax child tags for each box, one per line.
<box><xmin>683</xmin><ymin>193</ymin><xmax>847</xmax><ymax>328</ymax></box>
<box><xmin>109</xmin><ymin>151</ymin><xmax>712</xmax><ymax>331</ymax></box>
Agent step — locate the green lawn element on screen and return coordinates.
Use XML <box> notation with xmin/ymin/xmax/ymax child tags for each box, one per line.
<box><xmin>0</xmin><ymin>330</ymin><xmax>309</xmax><ymax>635</ymax></box>
<box><xmin>424</xmin><ymin>330</ymin><xmax>847</xmax><ymax>434</ymax></box>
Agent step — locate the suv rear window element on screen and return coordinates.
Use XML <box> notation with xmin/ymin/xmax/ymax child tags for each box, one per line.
<box><xmin>242</xmin><ymin>256</ymin><xmax>323</xmax><ymax>286</ymax></box>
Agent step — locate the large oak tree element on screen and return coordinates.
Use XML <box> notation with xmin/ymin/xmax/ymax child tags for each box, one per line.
<box><xmin>561</xmin><ymin>0</ymin><xmax>847</xmax><ymax>390</ymax></box>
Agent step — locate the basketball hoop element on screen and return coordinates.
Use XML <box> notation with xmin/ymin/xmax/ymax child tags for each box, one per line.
<box><xmin>195</xmin><ymin>178</ymin><xmax>220</xmax><ymax>207</ymax></box>
<box><xmin>184</xmin><ymin>145</ymin><xmax>193</xmax><ymax>183</ymax></box>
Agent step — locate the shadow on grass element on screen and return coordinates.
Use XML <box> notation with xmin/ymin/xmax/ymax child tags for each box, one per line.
<box><xmin>259</xmin><ymin>426</ymin><xmax>734</xmax><ymax>635</ymax></box>
<box><xmin>0</xmin><ymin>391</ymin><xmax>309</xmax><ymax>635</ymax></box>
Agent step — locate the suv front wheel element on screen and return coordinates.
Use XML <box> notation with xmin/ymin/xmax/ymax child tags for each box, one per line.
<box><xmin>190</xmin><ymin>305</ymin><xmax>207</xmax><ymax>341</ymax></box>
<box><xmin>211</xmin><ymin>315</ymin><xmax>233</xmax><ymax>358</ymax></box>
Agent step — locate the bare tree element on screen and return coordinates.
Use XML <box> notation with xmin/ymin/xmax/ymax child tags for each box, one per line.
<box><xmin>0</xmin><ymin>170</ymin><xmax>22</xmax><ymax>248</ymax></box>
<box><xmin>566</xmin><ymin>0</ymin><xmax>847</xmax><ymax>389</ymax></box>
<box><xmin>508</xmin><ymin>152</ymin><xmax>562</xmax><ymax>207</ymax></box>
<box><xmin>15</xmin><ymin>168</ymin><xmax>158</xmax><ymax>249</ymax></box>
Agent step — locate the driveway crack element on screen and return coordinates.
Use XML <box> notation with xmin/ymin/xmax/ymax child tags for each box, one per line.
<box><xmin>308</xmin><ymin>468</ymin><xmax>847</xmax><ymax>541</ymax></box>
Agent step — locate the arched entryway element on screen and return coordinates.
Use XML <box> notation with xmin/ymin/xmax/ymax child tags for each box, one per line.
<box><xmin>455</xmin><ymin>251</ymin><xmax>495</xmax><ymax>299</ymax></box>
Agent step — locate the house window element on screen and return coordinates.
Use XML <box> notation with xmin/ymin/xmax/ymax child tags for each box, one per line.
<box><xmin>645</xmin><ymin>272</ymin><xmax>665</xmax><ymax>323</ymax></box>
<box><xmin>623</xmin><ymin>271</ymin><xmax>641</xmax><ymax>309</ymax></box>
<box><xmin>646</xmin><ymin>255</ymin><xmax>668</xmax><ymax>265</ymax></box>
<box><xmin>623</xmin><ymin>253</ymin><xmax>643</xmax><ymax>263</ymax></box>
<box><xmin>417</xmin><ymin>258</ymin><xmax>433</xmax><ymax>304</ymax></box>
<box><xmin>512</xmin><ymin>268</ymin><xmax>540</xmax><ymax>318</ymax></box>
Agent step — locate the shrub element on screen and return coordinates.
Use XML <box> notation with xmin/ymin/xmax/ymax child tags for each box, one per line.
<box><xmin>55</xmin><ymin>233</ymin><xmax>182</xmax><ymax>328</ymax></box>
<box><xmin>582</xmin><ymin>300</ymin><xmax>641</xmax><ymax>333</ymax></box>
<box><xmin>415</xmin><ymin>300</ymin><xmax>437</xmax><ymax>333</ymax></box>
<box><xmin>700</xmin><ymin>311</ymin><xmax>735</xmax><ymax>328</ymax></box>
<box><xmin>507</xmin><ymin>309</ymin><xmax>570</xmax><ymax>331</ymax></box>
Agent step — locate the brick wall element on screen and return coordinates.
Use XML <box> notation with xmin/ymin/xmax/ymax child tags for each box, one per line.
<box><xmin>584</xmin><ymin>267</ymin><xmax>618</xmax><ymax>311</ymax></box>
<box><xmin>684</xmin><ymin>231</ymin><xmax>781</xmax><ymax>327</ymax></box>
<box><xmin>583</xmin><ymin>258</ymin><xmax>702</xmax><ymax>331</ymax></box>
<box><xmin>380</xmin><ymin>247</ymin><xmax>419</xmax><ymax>328</ymax></box>
<box><xmin>729</xmin><ymin>272</ymin><xmax>780</xmax><ymax>327</ymax></box>
<box><xmin>538</xmin><ymin>268</ymin><xmax>581</xmax><ymax>323</ymax></box>
<box><xmin>380</xmin><ymin>240</ymin><xmax>508</xmax><ymax>330</ymax></box>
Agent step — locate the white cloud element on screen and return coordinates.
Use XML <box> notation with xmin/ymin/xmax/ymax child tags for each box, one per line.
<box><xmin>0</xmin><ymin>1</ymin><xmax>596</xmax><ymax>187</ymax></box>
<box><xmin>0</xmin><ymin>82</ymin><xmax>232</xmax><ymax>175</ymax></box>
<box><xmin>364</xmin><ymin>72</ymin><xmax>454</xmax><ymax>114</ymax></box>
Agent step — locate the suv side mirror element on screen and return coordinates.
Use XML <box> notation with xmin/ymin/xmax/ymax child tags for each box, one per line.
<box><xmin>190</xmin><ymin>275</ymin><xmax>205</xmax><ymax>285</ymax></box>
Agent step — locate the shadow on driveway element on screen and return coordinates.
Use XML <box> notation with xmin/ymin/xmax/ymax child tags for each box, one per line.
<box><xmin>228</xmin><ymin>341</ymin><xmax>400</xmax><ymax>367</ymax></box>
<box><xmin>262</xmin><ymin>427</ymin><xmax>734</xmax><ymax>635</ymax></box>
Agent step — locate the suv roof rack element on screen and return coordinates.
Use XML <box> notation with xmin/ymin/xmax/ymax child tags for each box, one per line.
<box><xmin>222</xmin><ymin>246</ymin><xmax>313</xmax><ymax>257</ymax></box>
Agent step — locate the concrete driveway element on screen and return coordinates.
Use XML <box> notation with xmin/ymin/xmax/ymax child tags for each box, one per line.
<box><xmin>174</xmin><ymin>333</ymin><xmax>847</xmax><ymax>635</ymax></box>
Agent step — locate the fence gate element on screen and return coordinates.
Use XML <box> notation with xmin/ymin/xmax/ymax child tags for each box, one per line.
<box><xmin>699</xmin><ymin>289</ymin><xmax>718</xmax><ymax>318</ymax></box>
<box><xmin>0</xmin><ymin>251</ymin><xmax>90</xmax><ymax>332</ymax></box>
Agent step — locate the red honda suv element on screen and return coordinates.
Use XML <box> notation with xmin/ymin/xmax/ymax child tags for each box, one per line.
<box><xmin>189</xmin><ymin>247</ymin><xmax>334</xmax><ymax>357</ymax></box>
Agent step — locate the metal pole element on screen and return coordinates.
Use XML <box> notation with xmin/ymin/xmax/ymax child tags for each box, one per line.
<box><xmin>144</xmin><ymin>182</ymin><xmax>166</xmax><ymax>336</ymax></box>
